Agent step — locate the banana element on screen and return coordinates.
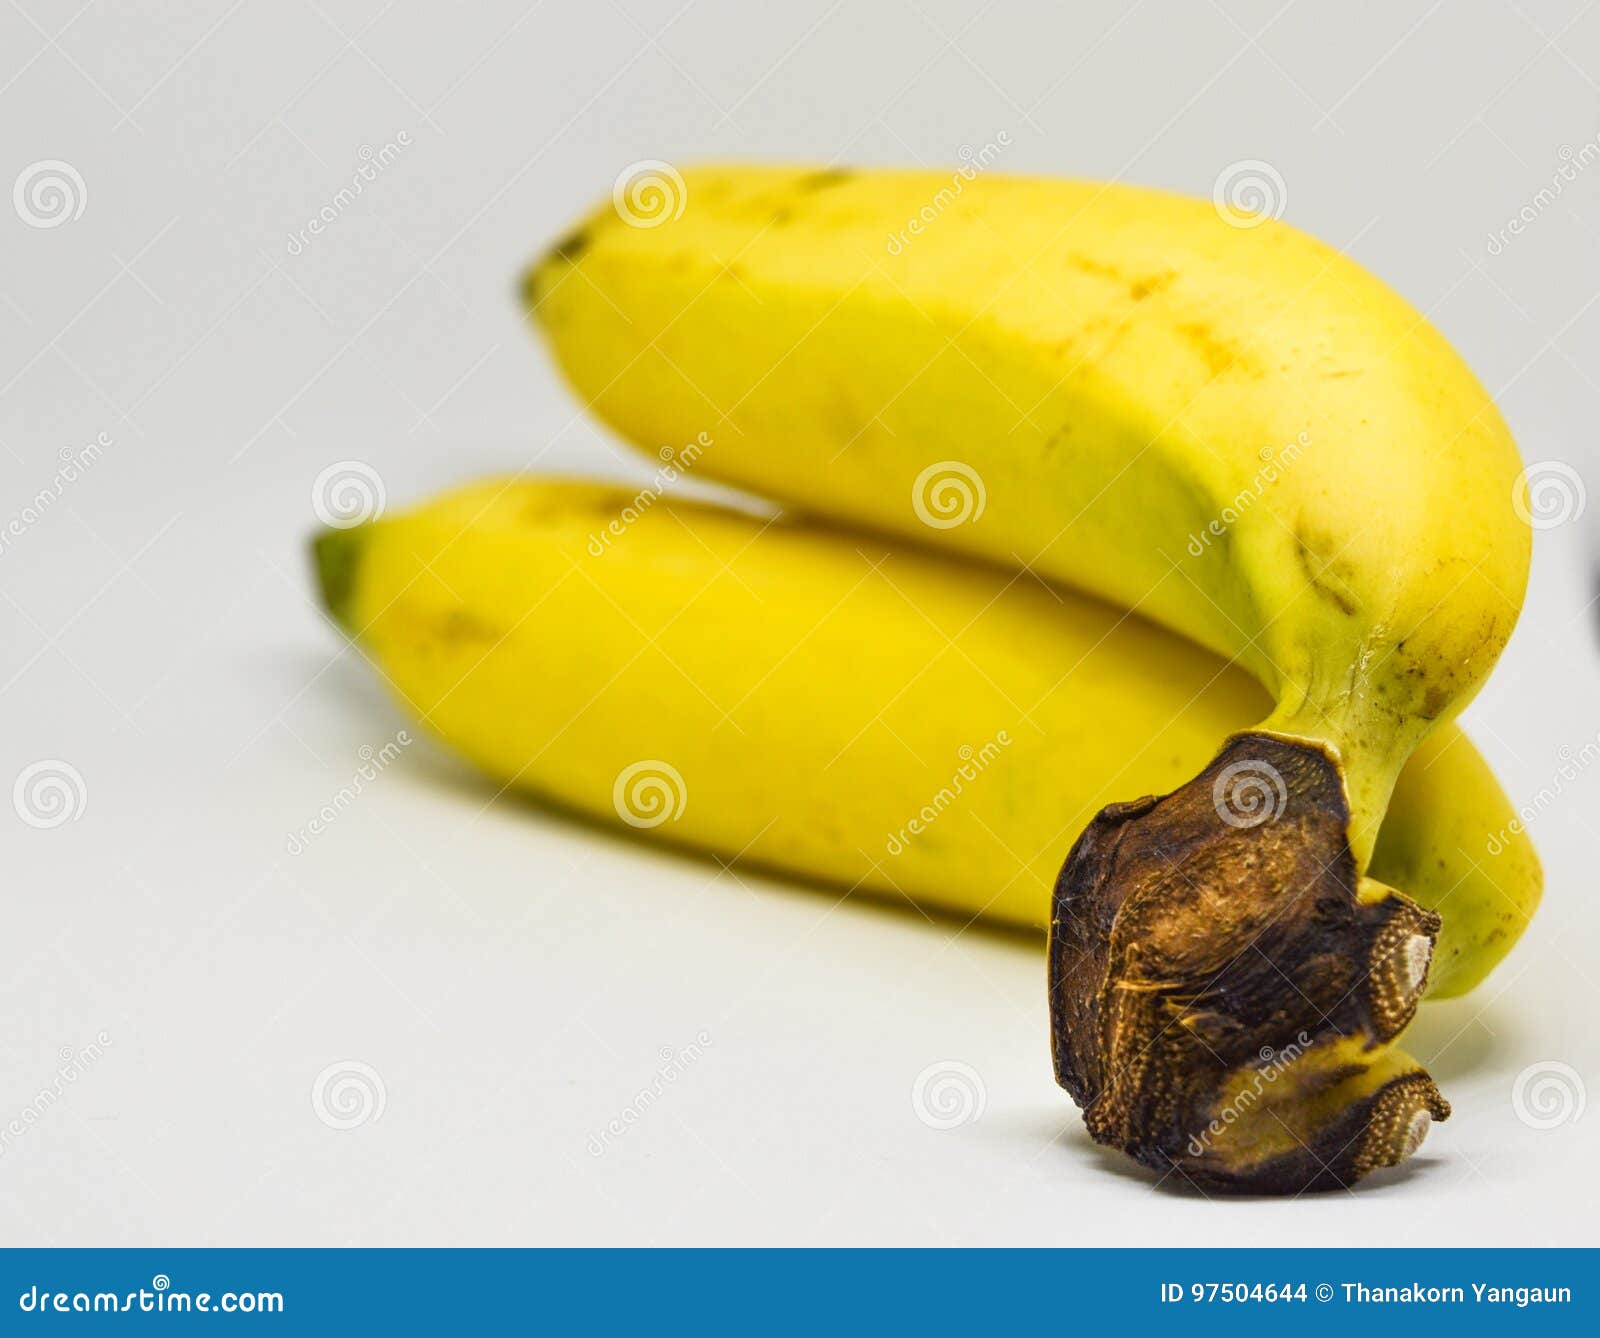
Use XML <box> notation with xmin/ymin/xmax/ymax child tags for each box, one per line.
<box><xmin>524</xmin><ymin>168</ymin><xmax>1534</xmax><ymax>1188</ymax></box>
<box><xmin>314</xmin><ymin>480</ymin><xmax>1539</xmax><ymax>1188</ymax></box>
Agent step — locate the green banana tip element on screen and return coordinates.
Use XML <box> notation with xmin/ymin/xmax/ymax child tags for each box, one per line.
<box><xmin>521</xmin><ymin>223</ymin><xmax>593</xmax><ymax>314</ymax></box>
<box><xmin>311</xmin><ymin>525</ymin><xmax>365</xmax><ymax>636</ymax></box>
<box><xmin>516</xmin><ymin>259</ymin><xmax>542</xmax><ymax>313</ymax></box>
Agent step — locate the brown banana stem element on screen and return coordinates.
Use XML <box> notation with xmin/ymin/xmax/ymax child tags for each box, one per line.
<box><xmin>1049</xmin><ymin>732</ymin><xmax>1447</xmax><ymax>1193</ymax></box>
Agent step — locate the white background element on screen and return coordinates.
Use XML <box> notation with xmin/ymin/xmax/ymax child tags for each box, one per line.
<box><xmin>2</xmin><ymin>0</ymin><xmax>1597</xmax><ymax>1245</ymax></box>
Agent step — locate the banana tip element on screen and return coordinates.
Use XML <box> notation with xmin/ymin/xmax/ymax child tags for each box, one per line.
<box><xmin>517</xmin><ymin>259</ymin><xmax>543</xmax><ymax>314</ymax></box>
<box><xmin>311</xmin><ymin>526</ymin><xmax>363</xmax><ymax>635</ymax></box>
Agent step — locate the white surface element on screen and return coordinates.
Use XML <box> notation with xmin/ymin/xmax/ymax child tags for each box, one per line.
<box><xmin>2</xmin><ymin>0</ymin><xmax>1598</xmax><ymax>1245</ymax></box>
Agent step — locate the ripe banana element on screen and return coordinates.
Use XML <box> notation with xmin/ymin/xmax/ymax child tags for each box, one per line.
<box><xmin>525</xmin><ymin>168</ymin><xmax>1534</xmax><ymax>1189</ymax></box>
<box><xmin>314</xmin><ymin>480</ymin><xmax>1539</xmax><ymax>1189</ymax></box>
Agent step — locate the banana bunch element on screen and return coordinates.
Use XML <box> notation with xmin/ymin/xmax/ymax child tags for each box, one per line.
<box><xmin>317</xmin><ymin>167</ymin><xmax>1539</xmax><ymax>1193</ymax></box>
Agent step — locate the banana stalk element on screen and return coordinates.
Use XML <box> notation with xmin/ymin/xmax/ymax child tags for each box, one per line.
<box><xmin>525</xmin><ymin>168</ymin><xmax>1533</xmax><ymax>1188</ymax></box>
<box><xmin>315</xmin><ymin>481</ymin><xmax>1539</xmax><ymax>1189</ymax></box>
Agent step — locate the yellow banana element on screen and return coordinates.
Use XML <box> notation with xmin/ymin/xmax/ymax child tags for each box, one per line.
<box><xmin>525</xmin><ymin>168</ymin><xmax>1534</xmax><ymax>1189</ymax></box>
<box><xmin>314</xmin><ymin>480</ymin><xmax>1538</xmax><ymax>1187</ymax></box>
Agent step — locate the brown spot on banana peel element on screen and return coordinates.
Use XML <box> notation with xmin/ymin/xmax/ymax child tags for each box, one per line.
<box><xmin>770</xmin><ymin>170</ymin><xmax>859</xmax><ymax>225</ymax></box>
<box><xmin>1293</xmin><ymin>527</ymin><xmax>1359</xmax><ymax>617</ymax></box>
<box><xmin>1064</xmin><ymin>254</ymin><xmax>1178</xmax><ymax>306</ymax></box>
<box><xmin>1048</xmin><ymin>732</ymin><xmax>1447</xmax><ymax>1193</ymax></box>
<box><xmin>1174</xmin><ymin>321</ymin><xmax>1255</xmax><ymax>379</ymax></box>
<box><xmin>1127</xmin><ymin>271</ymin><xmax>1176</xmax><ymax>302</ymax></box>
<box><xmin>794</xmin><ymin>168</ymin><xmax>855</xmax><ymax>193</ymax></box>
